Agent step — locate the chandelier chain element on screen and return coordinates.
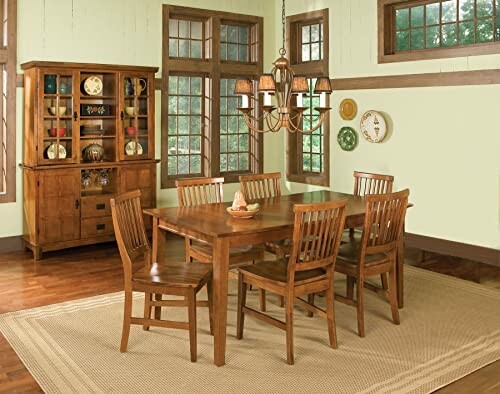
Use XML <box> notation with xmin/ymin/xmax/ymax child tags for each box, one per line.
<box><xmin>280</xmin><ymin>0</ymin><xmax>286</xmax><ymax>56</ymax></box>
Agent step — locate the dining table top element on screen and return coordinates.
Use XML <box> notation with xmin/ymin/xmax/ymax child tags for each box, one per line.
<box><xmin>144</xmin><ymin>190</ymin><xmax>367</xmax><ymax>239</ymax></box>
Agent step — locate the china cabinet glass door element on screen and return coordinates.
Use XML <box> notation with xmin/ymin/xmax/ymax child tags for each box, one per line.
<box><xmin>120</xmin><ymin>73</ymin><xmax>153</xmax><ymax>160</ymax></box>
<box><xmin>39</xmin><ymin>70</ymin><xmax>78</xmax><ymax>164</ymax></box>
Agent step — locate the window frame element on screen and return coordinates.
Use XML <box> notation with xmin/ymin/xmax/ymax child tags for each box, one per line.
<box><xmin>161</xmin><ymin>5</ymin><xmax>263</xmax><ymax>188</ymax></box>
<box><xmin>0</xmin><ymin>0</ymin><xmax>16</xmax><ymax>203</ymax></box>
<box><xmin>379</xmin><ymin>0</ymin><xmax>500</xmax><ymax>63</ymax></box>
<box><xmin>286</xmin><ymin>9</ymin><xmax>330</xmax><ymax>187</ymax></box>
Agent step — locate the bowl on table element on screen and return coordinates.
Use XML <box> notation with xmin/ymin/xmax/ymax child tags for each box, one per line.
<box><xmin>226</xmin><ymin>203</ymin><xmax>260</xmax><ymax>219</ymax></box>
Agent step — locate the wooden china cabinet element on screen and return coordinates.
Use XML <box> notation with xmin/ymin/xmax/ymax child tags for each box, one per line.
<box><xmin>21</xmin><ymin>61</ymin><xmax>159</xmax><ymax>260</ymax></box>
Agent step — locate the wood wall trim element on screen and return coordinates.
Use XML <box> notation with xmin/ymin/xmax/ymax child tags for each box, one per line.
<box><xmin>331</xmin><ymin>69</ymin><xmax>500</xmax><ymax>90</ymax></box>
<box><xmin>0</xmin><ymin>236</ymin><xmax>23</xmax><ymax>254</ymax></box>
<box><xmin>405</xmin><ymin>233</ymin><xmax>500</xmax><ymax>267</ymax></box>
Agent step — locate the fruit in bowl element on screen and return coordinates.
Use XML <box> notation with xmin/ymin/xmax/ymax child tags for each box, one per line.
<box><xmin>49</xmin><ymin>127</ymin><xmax>67</xmax><ymax>137</ymax></box>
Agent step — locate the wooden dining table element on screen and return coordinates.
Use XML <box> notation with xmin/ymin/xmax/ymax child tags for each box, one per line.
<box><xmin>144</xmin><ymin>190</ymin><xmax>407</xmax><ymax>367</ymax></box>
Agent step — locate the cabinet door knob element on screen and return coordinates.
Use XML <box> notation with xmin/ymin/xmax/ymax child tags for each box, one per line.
<box><xmin>73</xmin><ymin>111</ymin><xmax>78</xmax><ymax>121</ymax></box>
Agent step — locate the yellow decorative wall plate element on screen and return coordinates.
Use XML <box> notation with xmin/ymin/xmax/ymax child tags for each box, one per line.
<box><xmin>339</xmin><ymin>98</ymin><xmax>357</xmax><ymax>120</ymax></box>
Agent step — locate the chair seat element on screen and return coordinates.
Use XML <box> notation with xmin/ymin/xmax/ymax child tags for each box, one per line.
<box><xmin>336</xmin><ymin>240</ymin><xmax>390</xmax><ymax>274</ymax></box>
<box><xmin>239</xmin><ymin>259</ymin><xmax>327</xmax><ymax>285</ymax></box>
<box><xmin>190</xmin><ymin>241</ymin><xmax>264</xmax><ymax>265</ymax></box>
<box><xmin>132</xmin><ymin>262</ymin><xmax>212</xmax><ymax>288</ymax></box>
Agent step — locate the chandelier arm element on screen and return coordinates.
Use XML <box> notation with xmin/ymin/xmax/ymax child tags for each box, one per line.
<box><xmin>241</xmin><ymin>110</ymin><xmax>282</xmax><ymax>133</ymax></box>
<box><xmin>290</xmin><ymin>112</ymin><xmax>327</xmax><ymax>134</ymax></box>
<box><xmin>265</xmin><ymin>112</ymin><xmax>283</xmax><ymax>132</ymax></box>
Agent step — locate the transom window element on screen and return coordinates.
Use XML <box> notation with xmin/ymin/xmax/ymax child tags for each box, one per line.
<box><xmin>162</xmin><ymin>5</ymin><xmax>263</xmax><ymax>188</ymax></box>
<box><xmin>379</xmin><ymin>0</ymin><xmax>500</xmax><ymax>62</ymax></box>
<box><xmin>221</xmin><ymin>24</ymin><xmax>250</xmax><ymax>62</ymax></box>
<box><xmin>168</xmin><ymin>18</ymin><xmax>204</xmax><ymax>58</ymax></box>
<box><xmin>301</xmin><ymin>22</ymin><xmax>324</xmax><ymax>62</ymax></box>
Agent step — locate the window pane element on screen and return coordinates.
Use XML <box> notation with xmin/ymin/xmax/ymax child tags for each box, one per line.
<box><xmin>238</xmin><ymin>45</ymin><xmax>249</xmax><ymax>61</ymax></box>
<box><xmin>179</xmin><ymin>39</ymin><xmax>189</xmax><ymax>57</ymax></box>
<box><xmin>396</xmin><ymin>8</ymin><xmax>410</xmax><ymax>29</ymax></box>
<box><xmin>459</xmin><ymin>21</ymin><xmax>475</xmax><ymax>44</ymax></box>
<box><xmin>442</xmin><ymin>1</ymin><xmax>457</xmax><ymax>23</ymax></box>
<box><xmin>426</xmin><ymin>3</ymin><xmax>440</xmax><ymax>25</ymax></box>
<box><xmin>191</xmin><ymin>41</ymin><xmax>202</xmax><ymax>58</ymax></box>
<box><xmin>302</xmin><ymin>25</ymin><xmax>310</xmax><ymax>43</ymax></box>
<box><xmin>476</xmin><ymin>18</ymin><xmax>494</xmax><ymax>42</ymax></box>
<box><xmin>312</xmin><ymin>154</ymin><xmax>321</xmax><ymax>173</ymax></box>
<box><xmin>190</xmin><ymin>155</ymin><xmax>201</xmax><ymax>174</ymax></box>
<box><xmin>178</xmin><ymin>156</ymin><xmax>189</xmax><ymax>174</ymax></box>
<box><xmin>396</xmin><ymin>30</ymin><xmax>410</xmax><ymax>51</ymax></box>
<box><xmin>311</xmin><ymin>24</ymin><xmax>320</xmax><ymax>41</ymax></box>
<box><xmin>179</xmin><ymin>20</ymin><xmax>189</xmax><ymax>38</ymax></box>
<box><xmin>303</xmin><ymin>154</ymin><xmax>311</xmax><ymax>172</ymax></box>
<box><xmin>496</xmin><ymin>17</ymin><xmax>500</xmax><ymax>39</ymax></box>
<box><xmin>191</xmin><ymin>21</ymin><xmax>202</xmax><ymax>40</ymax></box>
<box><xmin>169</xmin><ymin>19</ymin><xmax>178</xmax><ymax>37</ymax></box>
<box><xmin>410</xmin><ymin>6</ymin><xmax>424</xmax><ymax>27</ymax></box>
<box><xmin>239</xmin><ymin>26</ymin><xmax>249</xmax><ymax>44</ymax></box>
<box><xmin>302</xmin><ymin>44</ymin><xmax>310</xmax><ymax>61</ymax></box>
<box><xmin>239</xmin><ymin>153</ymin><xmax>249</xmax><ymax>171</ymax></box>
<box><xmin>228</xmin><ymin>44</ymin><xmax>238</xmax><ymax>61</ymax></box>
<box><xmin>477</xmin><ymin>0</ymin><xmax>494</xmax><ymax>17</ymax></box>
<box><xmin>169</xmin><ymin>39</ymin><xmax>178</xmax><ymax>57</ymax></box>
<box><xmin>228</xmin><ymin>26</ymin><xmax>238</xmax><ymax>43</ymax></box>
<box><xmin>311</xmin><ymin>42</ymin><xmax>320</xmax><ymax>60</ymax></box>
<box><xmin>442</xmin><ymin>23</ymin><xmax>457</xmax><ymax>46</ymax></box>
<box><xmin>426</xmin><ymin>25</ymin><xmax>441</xmax><ymax>48</ymax></box>
<box><xmin>302</xmin><ymin>135</ymin><xmax>311</xmax><ymax>152</ymax></box>
<box><xmin>459</xmin><ymin>0</ymin><xmax>475</xmax><ymax>20</ymax></box>
<box><xmin>410</xmin><ymin>28</ymin><xmax>424</xmax><ymax>49</ymax></box>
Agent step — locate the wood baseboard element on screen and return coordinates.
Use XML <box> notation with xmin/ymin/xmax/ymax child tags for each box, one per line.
<box><xmin>0</xmin><ymin>235</ymin><xmax>23</xmax><ymax>253</ymax></box>
<box><xmin>405</xmin><ymin>233</ymin><xmax>500</xmax><ymax>267</ymax></box>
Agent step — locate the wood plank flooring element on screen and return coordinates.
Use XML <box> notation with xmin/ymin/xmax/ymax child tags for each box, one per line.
<box><xmin>0</xmin><ymin>237</ymin><xmax>498</xmax><ymax>393</ymax></box>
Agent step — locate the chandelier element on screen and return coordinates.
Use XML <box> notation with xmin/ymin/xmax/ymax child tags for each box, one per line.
<box><xmin>234</xmin><ymin>0</ymin><xmax>332</xmax><ymax>133</ymax></box>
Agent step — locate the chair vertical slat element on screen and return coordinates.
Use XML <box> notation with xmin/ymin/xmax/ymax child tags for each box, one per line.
<box><xmin>176</xmin><ymin>177</ymin><xmax>225</xmax><ymax>207</ymax></box>
<box><xmin>239</xmin><ymin>172</ymin><xmax>281</xmax><ymax>200</ymax></box>
<box><xmin>353</xmin><ymin>171</ymin><xmax>394</xmax><ymax>197</ymax></box>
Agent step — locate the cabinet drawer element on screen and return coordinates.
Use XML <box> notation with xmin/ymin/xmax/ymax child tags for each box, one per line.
<box><xmin>81</xmin><ymin>195</ymin><xmax>114</xmax><ymax>218</ymax></box>
<box><xmin>81</xmin><ymin>217</ymin><xmax>114</xmax><ymax>238</ymax></box>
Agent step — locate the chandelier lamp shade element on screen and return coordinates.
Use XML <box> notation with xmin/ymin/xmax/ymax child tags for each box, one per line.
<box><xmin>234</xmin><ymin>0</ymin><xmax>332</xmax><ymax>133</ymax></box>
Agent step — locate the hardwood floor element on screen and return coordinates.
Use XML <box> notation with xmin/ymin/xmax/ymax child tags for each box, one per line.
<box><xmin>0</xmin><ymin>237</ymin><xmax>498</xmax><ymax>393</ymax></box>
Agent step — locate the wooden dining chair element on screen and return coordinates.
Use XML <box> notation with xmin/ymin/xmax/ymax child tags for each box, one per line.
<box><xmin>348</xmin><ymin>171</ymin><xmax>395</xmax><ymax>290</ymax></box>
<box><xmin>239</xmin><ymin>172</ymin><xmax>291</xmax><ymax>310</ymax></box>
<box><xmin>236</xmin><ymin>199</ymin><xmax>348</xmax><ymax>365</ymax></box>
<box><xmin>111</xmin><ymin>190</ymin><xmax>213</xmax><ymax>362</ymax></box>
<box><xmin>335</xmin><ymin>189</ymin><xmax>409</xmax><ymax>337</ymax></box>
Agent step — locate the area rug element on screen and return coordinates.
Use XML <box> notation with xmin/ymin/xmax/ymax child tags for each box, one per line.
<box><xmin>1</xmin><ymin>266</ymin><xmax>499</xmax><ymax>394</ymax></box>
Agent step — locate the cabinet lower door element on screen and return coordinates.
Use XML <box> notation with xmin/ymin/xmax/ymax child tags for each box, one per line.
<box><xmin>38</xmin><ymin>169</ymin><xmax>81</xmax><ymax>244</ymax></box>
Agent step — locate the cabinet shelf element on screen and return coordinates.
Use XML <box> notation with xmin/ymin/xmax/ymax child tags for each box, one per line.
<box><xmin>80</xmin><ymin>95</ymin><xmax>116</xmax><ymax>100</ymax></box>
<box><xmin>125</xmin><ymin>95</ymin><xmax>149</xmax><ymax>99</ymax></box>
<box><xmin>80</xmin><ymin>116</ymin><xmax>116</xmax><ymax>119</ymax></box>
<box><xmin>44</xmin><ymin>116</ymin><xmax>73</xmax><ymax>120</ymax></box>
<box><xmin>43</xmin><ymin>137</ymin><xmax>73</xmax><ymax>141</ymax></box>
<box><xmin>44</xmin><ymin>94</ymin><xmax>74</xmax><ymax>99</ymax></box>
<box><xmin>80</xmin><ymin>135</ymin><xmax>116</xmax><ymax>140</ymax></box>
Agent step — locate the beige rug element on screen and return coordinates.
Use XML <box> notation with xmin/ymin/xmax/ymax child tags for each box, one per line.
<box><xmin>1</xmin><ymin>266</ymin><xmax>499</xmax><ymax>394</ymax></box>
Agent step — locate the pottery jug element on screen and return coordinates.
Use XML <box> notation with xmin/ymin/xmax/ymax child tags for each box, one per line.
<box><xmin>44</xmin><ymin>75</ymin><xmax>57</xmax><ymax>94</ymax></box>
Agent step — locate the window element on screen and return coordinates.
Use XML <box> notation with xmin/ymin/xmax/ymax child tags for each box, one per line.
<box><xmin>162</xmin><ymin>5</ymin><xmax>263</xmax><ymax>188</ymax></box>
<box><xmin>379</xmin><ymin>0</ymin><xmax>500</xmax><ymax>63</ymax></box>
<box><xmin>0</xmin><ymin>0</ymin><xmax>16</xmax><ymax>203</ymax></box>
<box><xmin>286</xmin><ymin>9</ymin><xmax>329</xmax><ymax>187</ymax></box>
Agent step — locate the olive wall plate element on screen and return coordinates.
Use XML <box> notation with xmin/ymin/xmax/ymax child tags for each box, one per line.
<box><xmin>337</xmin><ymin>127</ymin><xmax>358</xmax><ymax>151</ymax></box>
<box><xmin>339</xmin><ymin>98</ymin><xmax>357</xmax><ymax>120</ymax></box>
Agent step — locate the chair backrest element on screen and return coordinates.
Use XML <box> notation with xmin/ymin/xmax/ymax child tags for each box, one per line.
<box><xmin>288</xmin><ymin>199</ymin><xmax>348</xmax><ymax>285</ymax></box>
<box><xmin>110</xmin><ymin>190</ymin><xmax>150</xmax><ymax>283</ymax></box>
<box><xmin>360</xmin><ymin>189</ymin><xmax>410</xmax><ymax>258</ymax></box>
<box><xmin>176</xmin><ymin>177</ymin><xmax>224</xmax><ymax>207</ymax></box>
<box><xmin>353</xmin><ymin>171</ymin><xmax>394</xmax><ymax>196</ymax></box>
<box><xmin>239</xmin><ymin>172</ymin><xmax>281</xmax><ymax>201</ymax></box>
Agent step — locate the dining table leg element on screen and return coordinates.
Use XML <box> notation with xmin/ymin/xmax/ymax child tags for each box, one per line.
<box><xmin>151</xmin><ymin>217</ymin><xmax>167</xmax><ymax>264</ymax></box>
<box><xmin>212</xmin><ymin>237</ymin><xmax>230</xmax><ymax>366</ymax></box>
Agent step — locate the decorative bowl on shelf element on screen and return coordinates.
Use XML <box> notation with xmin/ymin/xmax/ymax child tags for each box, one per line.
<box><xmin>125</xmin><ymin>106</ymin><xmax>137</xmax><ymax>117</ymax></box>
<box><xmin>226</xmin><ymin>206</ymin><xmax>260</xmax><ymax>219</ymax></box>
<box><xmin>83</xmin><ymin>143</ymin><xmax>104</xmax><ymax>162</ymax></box>
<box><xmin>49</xmin><ymin>106</ymin><xmax>67</xmax><ymax>116</ymax></box>
<box><xmin>49</xmin><ymin>127</ymin><xmax>67</xmax><ymax>137</ymax></box>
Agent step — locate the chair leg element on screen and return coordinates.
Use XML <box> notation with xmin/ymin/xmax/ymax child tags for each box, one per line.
<box><xmin>346</xmin><ymin>276</ymin><xmax>355</xmax><ymax>300</ymax></box>
<box><xmin>326</xmin><ymin>283</ymin><xmax>338</xmax><ymax>349</ymax></box>
<box><xmin>307</xmin><ymin>293</ymin><xmax>315</xmax><ymax>317</ymax></box>
<box><xmin>278</xmin><ymin>295</ymin><xmax>285</xmax><ymax>307</ymax></box>
<box><xmin>120</xmin><ymin>290</ymin><xmax>133</xmax><ymax>353</ymax></box>
<box><xmin>207</xmin><ymin>281</ymin><xmax>214</xmax><ymax>335</ymax></box>
<box><xmin>380</xmin><ymin>273</ymin><xmax>388</xmax><ymax>290</ymax></box>
<box><xmin>143</xmin><ymin>292</ymin><xmax>153</xmax><ymax>331</ymax></box>
<box><xmin>237</xmin><ymin>273</ymin><xmax>247</xmax><ymax>340</ymax></box>
<box><xmin>356</xmin><ymin>278</ymin><xmax>365</xmax><ymax>338</ymax></box>
<box><xmin>388</xmin><ymin>267</ymin><xmax>400</xmax><ymax>325</ymax></box>
<box><xmin>259</xmin><ymin>289</ymin><xmax>266</xmax><ymax>312</ymax></box>
<box><xmin>285</xmin><ymin>293</ymin><xmax>294</xmax><ymax>365</ymax></box>
<box><xmin>154</xmin><ymin>293</ymin><xmax>162</xmax><ymax>320</ymax></box>
<box><xmin>187</xmin><ymin>290</ymin><xmax>197</xmax><ymax>362</ymax></box>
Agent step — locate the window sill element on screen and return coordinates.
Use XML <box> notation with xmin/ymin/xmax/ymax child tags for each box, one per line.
<box><xmin>287</xmin><ymin>173</ymin><xmax>329</xmax><ymax>187</ymax></box>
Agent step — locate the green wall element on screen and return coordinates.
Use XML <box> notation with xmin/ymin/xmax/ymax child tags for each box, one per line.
<box><xmin>280</xmin><ymin>0</ymin><xmax>500</xmax><ymax>250</ymax></box>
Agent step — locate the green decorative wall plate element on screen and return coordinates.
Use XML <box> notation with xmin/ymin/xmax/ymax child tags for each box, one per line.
<box><xmin>337</xmin><ymin>127</ymin><xmax>358</xmax><ymax>151</ymax></box>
